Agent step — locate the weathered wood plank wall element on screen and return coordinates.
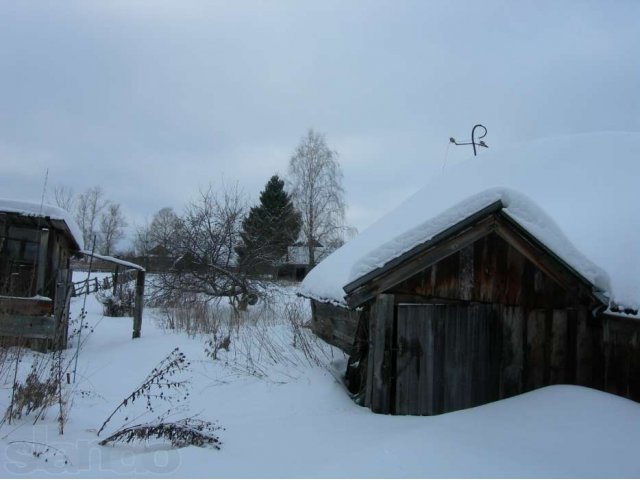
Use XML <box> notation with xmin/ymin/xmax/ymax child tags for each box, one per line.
<box><xmin>366</xmin><ymin>300</ymin><xmax>608</xmax><ymax>415</ymax></box>
<box><xmin>0</xmin><ymin>225</ymin><xmax>74</xmax><ymax>350</ymax></box>
<box><xmin>366</xmin><ymin>294</ymin><xmax>394</xmax><ymax>413</ymax></box>
<box><xmin>318</xmin><ymin>230</ymin><xmax>640</xmax><ymax>414</ymax></box>
<box><xmin>311</xmin><ymin>300</ymin><xmax>360</xmax><ymax>354</ymax></box>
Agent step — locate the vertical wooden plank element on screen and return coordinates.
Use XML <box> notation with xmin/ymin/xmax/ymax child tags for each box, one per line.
<box><xmin>364</xmin><ymin>301</ymin><xmax>376</xmax><ymax>409</ymax></box>
<box><xmin>500</xmin><ymin>306</ymin><xmax>524</xmax><ymax>398</ymax></box>
<box><xmin>404</xmin><ymin>307</ymin><xmax>419</xmax><ymax>415</ymax></box>
<box><xmin>477</xmin><ymin>305</ymin><xmax>493</xmax><ymax>406</ymax></box>
<box><xmin>526</xmin><ymin>309</ymin><xmax>546</xmax><ymax>391</ymax></box>
<box><xmin>395</xmin><ymin>304</ymin><xmax>440</xmax><ymax>416</ymax></box>
<box><xmin>420</xmin><ymin>306</ymin><xmax>435</xmax><ymax>415</ymax></box>
<box><xmin>444</xmin><ymin>305</ymin><xmax>464</xmax><ymax>412</ymax></box>
<box><xmin>466</xmin><ymin>305</ymin><xmax>477</xmax><ymax>408</ymax></box>
<box><xmin>458</xmin><ymin>245</ymin><xmax>475</xmax><ymax>301</ymax></box>
<box><xmin>394</xmin><ymin>305</ymin><xmax>409</xmax><ymax>415</ymax></box>
<box><xmin>36</xmin><ymin>228</ymin><xmax>50</xmax><ymax>295</ymax></box>
<box><xmin>575</xmin><ymin>307</ymin><xmax>593</xmax><ymax>386</ymax></box>
<box><xmin>467</xmin><ymin>304</ymin><xmax>501</xmax><ymax>408</ymax></box>
<box><xmin>367</xmin><ymin>294</ymin><xmax>394</xmax><ymax>414</ymax></box>
<box><xmin>431</xmin><ymin>306</ymin><xmax>445</xmax><ymax>415</ymax></box>
<box><xmin>489</xmin><ymin>304</ymin><xmax>503</xmax><ymax>403</ymax></box>
<box><xmin>566</xmin><ymin>309</ymin><xmax>578</xmax><ymax>385</ymax></box>
<box><xmin>628</xmin><ymin>328</ymin><xmax>640</xmax><ymax>401</ymax></box>
<box><xmin>549</xmin><ymin>310</ymin><xmax>568</xmax><ymax>384</ymax></box>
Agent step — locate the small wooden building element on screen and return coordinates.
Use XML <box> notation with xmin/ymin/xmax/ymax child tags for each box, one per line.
<box><xmin>300</xmin><ymin>133</ymin><xmax>640</xmax><ymax>416</ymax></box>
<box><xmin>0</xmin><ymin>200</ymin><xmax>83</xmax><ymax>350</ymax></box>
<box><xmin>277</xmin><ymin>245</ymin><xmax>329</xmax><ymax>281</ymax></box>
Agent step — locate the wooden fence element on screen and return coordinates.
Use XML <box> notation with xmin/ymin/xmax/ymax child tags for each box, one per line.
<box><xmin>71</xmin><ymin>269</ymin><xmax>138</xmax><ymax>298</ymax></box>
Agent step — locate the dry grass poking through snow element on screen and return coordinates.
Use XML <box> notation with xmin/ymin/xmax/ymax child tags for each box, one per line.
<box><xmin>153</xmin><ymin>283</ymin><xmax>340</xmax><ymax>384</ymax></box>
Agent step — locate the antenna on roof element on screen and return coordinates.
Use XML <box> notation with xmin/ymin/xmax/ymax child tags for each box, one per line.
<box><xmin>450</xmin><ymin>124</ymin><xmax>489</xmax><ymax>156</ymax></box>
<box><xmin>39</xmin><ymin>168</ymin><xmax>49</xmax><ymax>215</ymax></box>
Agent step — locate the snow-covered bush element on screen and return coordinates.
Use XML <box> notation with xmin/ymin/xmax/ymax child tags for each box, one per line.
<box><xmin>96</xmin><ymin>284</ymin><xmax>136</xmax><ymax>317</ymax></box>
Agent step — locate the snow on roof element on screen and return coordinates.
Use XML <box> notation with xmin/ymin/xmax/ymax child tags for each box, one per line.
<box><xmin>0</xmin><ymin>198</ymin><xmax>84</xmax><ymax>250</ymax></box>
<box><xmin>80</xmin><ymin>250</ymin><xmax>145</xmax><ymax>271</ymax></box>
<box><xmin>300</xmin><ymin>132</ymin><xmax>640</xmax><ymax>311</ymax></box>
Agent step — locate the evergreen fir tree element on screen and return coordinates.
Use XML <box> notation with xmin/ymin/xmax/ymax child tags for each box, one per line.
<box><xmin>236</xmin><ymin>175</ymin><xmax>301</xmax><ymax>273</ymax></box>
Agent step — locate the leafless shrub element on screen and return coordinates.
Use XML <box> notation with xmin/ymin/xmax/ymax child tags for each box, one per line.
<box><xmin>206</xmin><ymin>289</ymin><xmax>335</xmax><ymax>381</ymax></box>
<box><xmin>97</xmin><ymin>348</ymin><xmax>190</xmax><ymax>437</ymax></box>
<box><xmin>99</xmin><ymin>417</ymin><xmax>223</xmax><ymax>449</ymax></box>
<box><xmin>0</xmin><ymin>347</ymin><xmax>21</xmax><ymax>385</ymax></box>
<box><xmin>2</xmin><ymin>346</ymin><xmax>72</xmax><ymax>434</ymax></box>
<box><xmin>97</xmin><ymin>348</ymin><xmax>223</xmax><ymax>450</ymax></box>
<box><xmin>285</xmin><ymin>298</ymin><xmax>327</xmax><ymax>367</ymax></box>
<box><xmin>156</xmin><ymin>297</ymin><xmax>224</xmax><ymax>337</ymax></box>
<box><xmin>4</xmin><ymin>368</ymin><xmax>57</xmax><ymax>421</ymax></box>
<box><xmin>204</xmin><ymin>334</ymin><xmax>230</xmax><ymax>360</ymax></box>
<box><xmin>150</xmin><ymin>184</ymin><xmax>257</xmax><ymax>310</ymax></box>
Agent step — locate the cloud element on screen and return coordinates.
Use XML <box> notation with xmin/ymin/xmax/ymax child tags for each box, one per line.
<box><xmin>0</xmin><ymin>0</ymin><xmax>638</xmax><ymax>244</ymax></box>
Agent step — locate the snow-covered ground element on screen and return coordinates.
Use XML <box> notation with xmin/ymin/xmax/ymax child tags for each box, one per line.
<box><xmin>1</xmin><ymin>276</ymin><xmax>640</xmax><ymax>478</ymax></box>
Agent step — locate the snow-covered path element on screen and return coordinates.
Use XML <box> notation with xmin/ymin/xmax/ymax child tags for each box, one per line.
<box><xmin>1</xmin><ymin>283</ymin><xmax>639</xmax><ymax>478</ymax></box>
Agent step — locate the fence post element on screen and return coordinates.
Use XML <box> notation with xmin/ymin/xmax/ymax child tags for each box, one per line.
<box><xmin>132</xmin><ymin>270</ymin><xmax>145</xmax><ymax>339</ymax></box>
<box><xmin>112</xmin><ymin>265</ymin><xmax>119</xmax><ymax>295</ymax></box>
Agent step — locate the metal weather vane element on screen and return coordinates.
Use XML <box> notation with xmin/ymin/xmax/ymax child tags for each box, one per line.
<box><xmin>450</xmin><ymin>124</ymin><xmax>489</xmax><ymax>156</ymax></box>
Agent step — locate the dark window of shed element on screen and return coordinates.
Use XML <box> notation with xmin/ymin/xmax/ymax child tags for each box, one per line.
<box><xmin>0</xmin><ymin>227</ymin><xmax>41</xmax><ymax>296</ymax></box>
<box><xmin>3</xmin><ymin>227</ymin><xmax>40</xmax><ymax>263</ymax></box>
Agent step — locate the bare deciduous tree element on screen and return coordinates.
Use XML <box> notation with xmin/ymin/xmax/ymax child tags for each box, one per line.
<box><xmin>152</xmin><ymin>184</ymin><xmax>254</xmax><ymax>308</ymax></box>
<box><xmin>99</xmin><ymin>203</ymin><xmax>128</xmax><ymax>256</ymax></box>
<box><xmin>149</xmin><ymin>207</ymin><xmax>180</xmax><ymax>252</ymax></box>
<box><xmin>288</xmin><ymin>129</ymin><xmax>346</xmax><ymax>267</ymax></box>
<box><xmin>75</xmin><ymin>186</ymin><xmax>107</xmax><ymax>248</ymax></box>
<box><xmin>133</xmin><ymin>220</ymin><xmax>153</xmax><ymax>258</ymax></box>
<box><xmin>51</xmin><ymin>186</ymin><xmax>75</xmax><ymax>213</ymax></box>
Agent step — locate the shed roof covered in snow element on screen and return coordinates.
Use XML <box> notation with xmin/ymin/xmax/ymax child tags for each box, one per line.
<box><xmin>299</xmin><ymin>132</ymin><xmax>640</xmax><ymax>312</ymax></box>
<box><xmin>0</xmin><ymin>199</ymin><xmax>84</xmax><ymax>250</ymax></box>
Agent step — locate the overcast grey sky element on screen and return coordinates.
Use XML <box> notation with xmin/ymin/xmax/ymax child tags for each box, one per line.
<box><xmin>1</xmin><ymin>0</ymin><xmax>638</xmax><ymax>247</ymax></box>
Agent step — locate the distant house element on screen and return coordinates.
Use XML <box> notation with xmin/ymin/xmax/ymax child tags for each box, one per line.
<box><xmin>299</xmin><ymin>132</ymin><xmax>640</xmax><ymax>415</ymax></box>
<box><xmin>277</xmin><ymin>244</ymin><xmax>330</xmax><ymax>281</ymax></box>
<box><xmin>0</xmin><ymin>200</ymin><xmax>83</xmax><ymax>350</ymax></box>
<box><xmin>124</xmin><ymin>244</ymin><xmax>175</xmax><ymax>273</ymax></box>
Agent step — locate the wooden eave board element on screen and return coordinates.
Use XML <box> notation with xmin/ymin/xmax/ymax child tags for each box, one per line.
<box><xmin>0</xmin><ymin>212</ymin><xmax>80</xmax><ymax>251</ymax></box>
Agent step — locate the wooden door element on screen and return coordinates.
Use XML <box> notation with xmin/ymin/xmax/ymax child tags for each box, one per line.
<box><xmin>395</xmin><ymin>304</ymin><xmax>501</xmax><ymax>415</ymax></box>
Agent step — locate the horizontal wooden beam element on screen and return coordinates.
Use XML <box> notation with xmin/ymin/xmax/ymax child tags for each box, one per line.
<box><xmin>0</xmin><ymin>296</ymin><xmax>53</xmax><ymax>316</ymax></box>
<box><xmin>0</xmin><ymin>314</ymin><xmax>56</xmax><ymax>339</ymax></box>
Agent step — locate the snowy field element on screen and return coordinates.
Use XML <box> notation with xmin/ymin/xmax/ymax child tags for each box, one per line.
<box><xmin>1</xmin><ymin>276</ymin><xmax>640</xmax><ymax>478</ymax></box>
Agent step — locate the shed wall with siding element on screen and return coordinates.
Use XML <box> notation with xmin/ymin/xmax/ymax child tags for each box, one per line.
<box><xmin>311</xmin><ymin>300</ymin><xmax>360</xmax><ymax>355</ymax></box>
<box><xmin>342</xmin><ymin>231</ymin><xmax>617</xmax><ymax>415</ymax></box>
<box><xmin>0</xmin><ymin>213</ymin><xmax>76</xmax><ymax>350</ymax></box>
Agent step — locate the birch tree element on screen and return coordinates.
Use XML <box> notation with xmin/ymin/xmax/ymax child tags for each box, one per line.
<box><xmin>51</xmin><ymin>186</ymin><xmax>75</xmax><ymax>213</ymax></box>
<box><xmin>99</xmin><ymin>203</ymin><xmax>128</xmax><ymax>255</ymax></box>
<box><xmin>75</xmin><ymin>186</ymin><xmax>107</xmax><ymax>249</ymax></box>
<box><xmin>288</xmin><ymin>129</ymin><xmax>346</xmax><ymax>268</ymax></box>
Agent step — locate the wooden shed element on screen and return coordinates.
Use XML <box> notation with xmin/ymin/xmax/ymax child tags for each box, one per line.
<box><xmin>299</xmin><ymin>132</ymin><xmax>640</xmax><ymax>416</ymax></box>
<box><xmin>0</xmin><ymin>200</ymin><xmax>83</xmax><ymax>350</ymax></box>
